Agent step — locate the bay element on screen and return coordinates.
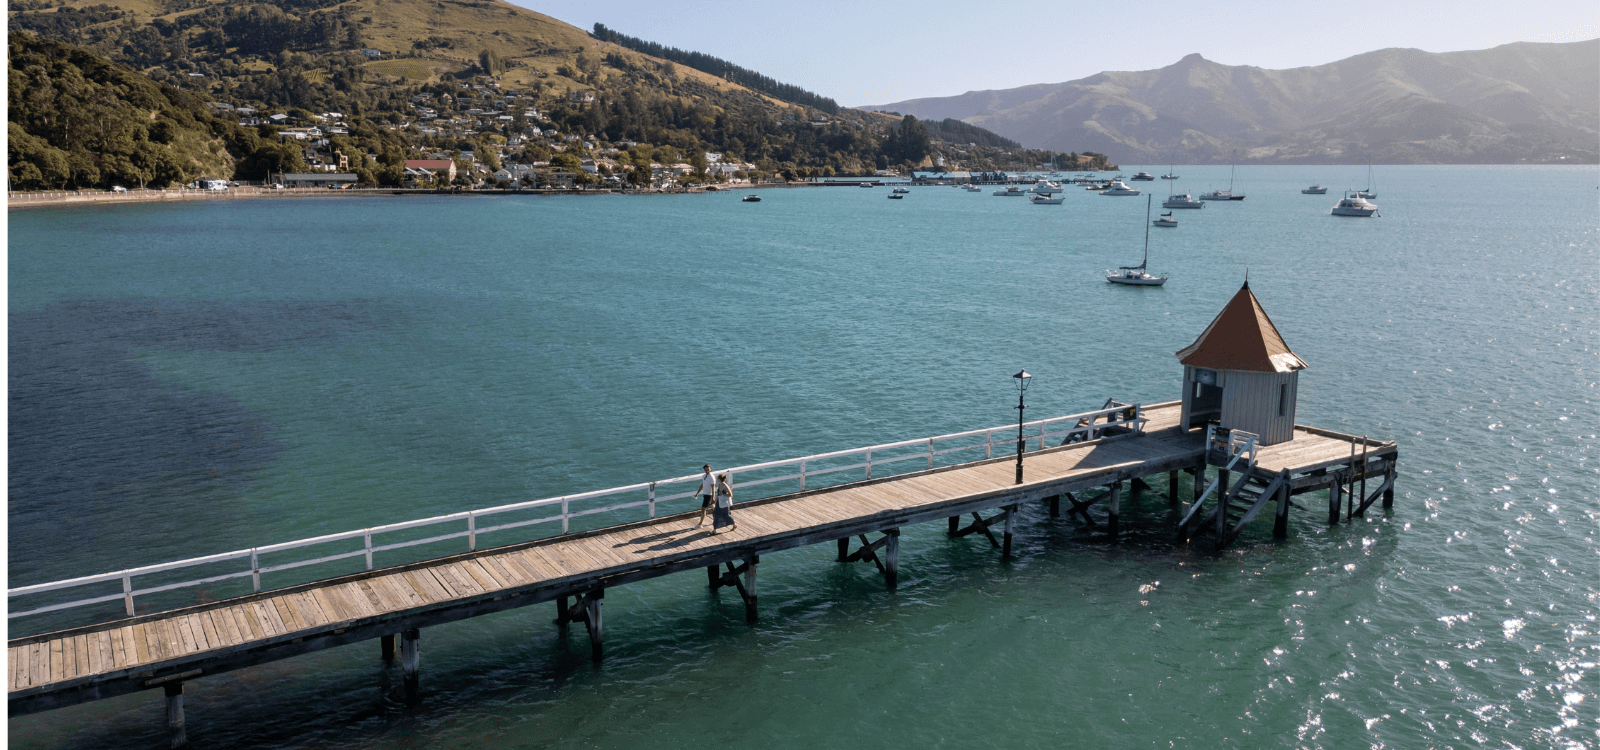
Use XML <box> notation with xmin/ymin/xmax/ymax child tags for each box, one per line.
<box><xmin>8</xmin><ymin>164</ymin><xmax>1597</xmax><ymax>748</ymax></box>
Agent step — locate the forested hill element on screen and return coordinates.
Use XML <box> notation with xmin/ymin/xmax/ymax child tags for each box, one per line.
<box><xmin>7</xmin><ymin>32</ymin><xmax>312</xmax><ymax>190</ymax></box>
<box><xmin>589</xmin><ymin>23</ymin><xmax>838</xmax><ymax>114</ymax></box>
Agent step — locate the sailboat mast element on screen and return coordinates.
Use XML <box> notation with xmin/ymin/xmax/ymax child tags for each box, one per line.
<box><xmin>1143</xmin><ymin>194</ymin><xmax>1152</xmax><ymax>268</ymax></box>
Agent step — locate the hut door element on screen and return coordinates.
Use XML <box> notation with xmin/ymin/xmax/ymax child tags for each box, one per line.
<box><xmin>1190</xmin><ymin>369</ymin><xmax>1223</xmax><ymax>425</ymax></box>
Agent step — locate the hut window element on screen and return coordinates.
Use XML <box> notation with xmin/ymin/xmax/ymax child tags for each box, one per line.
<box><xmin>1278</xmin><ymin>384</ymin><xmax>1287</xmax><ymax>416</ymax></box>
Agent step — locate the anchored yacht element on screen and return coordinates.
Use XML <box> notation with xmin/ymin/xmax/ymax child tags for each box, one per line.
<box><xmin>1100</xmin><ymin>180</ymin><xmax>1141</xmax><ymax>196</ymax></box>
<box><xmin>1330</xmin><ymin>190</ymin><xmax>1379</xmax><ymax>217</ymax></box>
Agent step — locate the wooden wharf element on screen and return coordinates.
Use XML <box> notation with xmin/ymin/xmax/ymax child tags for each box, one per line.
<box><xmin>6</xmin><ymin>400</ymin><xmax>1398</xmax><ymax>746</ymax></box>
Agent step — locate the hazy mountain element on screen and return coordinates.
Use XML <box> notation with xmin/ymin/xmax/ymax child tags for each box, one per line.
<box><xmin>862</xmin><ymin>40</ymin><xmax>1598</xmax><ymax>164</ymax></box>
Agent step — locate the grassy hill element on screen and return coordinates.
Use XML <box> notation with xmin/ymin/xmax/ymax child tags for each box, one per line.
<box><xmin>10</xmin><ymin>0</ymin><xmax>1081</xmax><ymax>179</ymax></box>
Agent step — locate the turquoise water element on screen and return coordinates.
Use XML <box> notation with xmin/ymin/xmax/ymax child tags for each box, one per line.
<box><xmin>8</xmin><ymin>165</ymin><xmax>1598</xmax><ymax>748</ymax></box>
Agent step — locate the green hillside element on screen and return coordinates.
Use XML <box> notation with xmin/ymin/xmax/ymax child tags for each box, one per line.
<box><xmin>9</xmin><ymin>0</ymin><xmax>1081</xmax><ymax>180</ymax></box>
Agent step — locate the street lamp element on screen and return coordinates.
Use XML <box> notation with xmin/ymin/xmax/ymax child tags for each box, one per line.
<box><xmin>1012</xmin><ymin>369</ymin><xmax>1031</xmax><ymax>484</ymax></box>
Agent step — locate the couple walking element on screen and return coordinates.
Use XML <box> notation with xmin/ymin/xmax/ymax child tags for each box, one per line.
<box><xmin>693</xmin><ymin>464</ymin><xmax>737</xmax><ymax>533</ymax></box>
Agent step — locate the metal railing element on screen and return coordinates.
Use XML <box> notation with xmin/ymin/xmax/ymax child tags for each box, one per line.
<box><xmin>1179</xmin><ymin>424</ymin><xmax>1260</xmax><ymax>529</ymax></box>
<box><xmin>8</xmin><ymin>403</ymin><xmax>1145</xmax><ymax>624</ymax></box>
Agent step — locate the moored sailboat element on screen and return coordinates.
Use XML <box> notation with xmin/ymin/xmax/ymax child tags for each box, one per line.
<box><xmin>1107</xmin><ymin>195</ymin><xmax>1169</xmax><ymax>286</ymax></box>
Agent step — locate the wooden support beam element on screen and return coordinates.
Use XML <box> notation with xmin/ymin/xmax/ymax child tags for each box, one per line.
<box><xmin>707</xmin><ymin>565</ymin><xmax>720</xmax><ymax>589</ymax></box>
<box><xmin>555</xmin><ymin>596</ymin><xmax>571</xmax><ymax>629</ymax></box>
<box><xmin>1273</xmin><ymin>478</ymin><xmax>1290</xmax><ymax>539</ymax></box>
<box><xmin>381</xmin><ymin>634</ymin><xmax>395</xmax><ymax>663</ymax></box>
<box><xmin>948</xmin><ymin>515</ymin><xmax>959</xmax><ymax>535</ymax></box>
<box><xmin>400</xmin><ymin>628</ymin><xmax>420</xmax><ymax>706</ymax></box>
<box><xmin>883</xmin><ymin>530</ymin><xmax>900</xmax><ymax>589</ymax></box>
<box><xmin>837</xmin><ymin>537</ymin><xmax>850</xmax><ymax>561</ymax></box>
<box><xmin>1168</xmin><ymin>471</ymin><xmax>1180</xmax><ymax>505</ymax></box>
<box><xmin>1193</xmin><ymin>460</ymin><xmax>1206</xmax><ymax>502</ymax></box>
<box><xmin>950</xmin><ymin>512</ymin><xmax>1002</xmax><ymax>547</ymax></box>
<box><xmin>1002</xmin><ymin>506</ymin><xmax>1016</xmax><ymax>559</ymax></box>
<box><xmin>165</xmin><ymin>682</ymin><xmax>186</xmax><ymax>750</ymax></box>
<box><xmin>1382</xmin><ymin>455</ymin><xmax>1398</xmax><ymax>509</ymax></box>
<box><xmin>1107</xmin><ymin>482</ymin><xmax>1121</xmax><ymax>539</ymax></box>
<box><xmin>1215</xmin><ymin>474</ymin><xmax>1229</xmax><ymax>541</ymax></box>
<box><xmin>1131</xmin><ymin>477</ymin><xmax>1151</xmax><ymax>501</ymax></box>
<box><xmin>1048</xmin><ymin>495</ymin><xmax>1060</xmax><ymax>518</ymax></box>
<box><xmin>1063</xmin><ymin>491</ymin><xmax>1097</xmax><ymax>525</ymax></box>
<box><xmin>585</xmin><ymin>590</ymin><xmax>604</xmax><ymax>662</ymax></box>
<box><xmin>1328</xmin><ymin>473</ymin><xmax>1342</xmax><ymax>525</ymax></box>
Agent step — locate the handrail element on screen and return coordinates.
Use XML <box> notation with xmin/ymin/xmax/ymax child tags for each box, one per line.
<box><xmin>1180</xmin><ymin>424</ymin><xmax>1260</xmax><ymax>529</ymax></box>
<box><xmin>9</xmin><ymin>402</ymin><xmax>1146</xmax><ymax>624</ymax></box>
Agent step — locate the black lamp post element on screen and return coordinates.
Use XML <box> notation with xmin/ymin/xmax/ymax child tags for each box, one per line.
<box><xmin>1012</xmin><ymin>369</ymin><xmax>1031</xmax><ymax>484</ymax></box>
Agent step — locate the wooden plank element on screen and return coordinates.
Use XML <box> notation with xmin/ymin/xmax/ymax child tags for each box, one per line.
<box><xmin>210</xmin><ymin>609</ymin><xmax>241</xmax><ymax>648</ymax></box>
<box><xmin>196</xmin><ymin>613</ymin><xmax>222</xmax><ymax>652</ymax></box>
<box><xmin>131</xmin><ymin>623</ymin><xmax>153</xmax><ymax>665</ymax></box>
<box><xmin>291</xmin><ymin>592</ymin><xmax>327</xmax><ymax>628</ymax></box>
<box><xmin>467</xmin><ymin>559</ymin><xmax>508</xmax><ymax>588</ymax></box>
<box><xmin>354</xmin><ymin>579</ymin><xmax>395</xmax><ymax>613</ymax></box>
<box><xmin>254</xmin><ymin>599</ymin><xmax>287</xmax><ymax>637</ymax></box>
<box><xmin>29</xmin><ymin>643</ymin><xmax>47</xmax><ymax>688</ymax></box>
<box><xmin>479</xmin><ymin>555</ymin><xmax>525</xmax><ymax>587</ymax></box>
<box><xmin>85</xmin><ymin>632</ymin><xmax>105</xmax><ymax>675</ymax></box>
<box><xmin>271</xmin><ymin>596</ymin><xmax>306</xmax><ymax>632</ymax></box>
<box><xmin>170</xmin><ymin>618</ymin><xmax>197</xmax><ymax>655</ymax></box>
<box><xmin>110</xmin><ymin>627</ymin><xmax>131</xmax><ymax>669</ymax></box>
<box><xmin>11</xmin><ymin>646</ymin><xmax>27</xmax><ymax>690</ymax></box>
<box><xmin>445</xmin><ymin>563</ymin><xmax>488</xmax><ymax>596</ymax></box>
<box><xmin>372</xmin><ymin>575</ymin><xmax>424</xmax><ymax>609</ymax></box>
<box><xmin>402</xmin><ymin>569</ymin><xmax>449</xmax><ymax>602</ymax></box>
<box><xmin>71</xmin><ymin>635</ymin><xmax>89</xmax><ymax>678</ymax></box>
<box><xmin>332</xmin><ymin>583</ymin><xmax>375</xmax><ymax>619</ymax></box>
<box><xmin>309</xmin><ymin>588</ymin><xmax>347</xmax><ymax>624</ymax></box>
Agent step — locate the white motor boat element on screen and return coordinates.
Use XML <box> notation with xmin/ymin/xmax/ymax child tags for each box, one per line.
<box><xmin>993</xmin><ymin>186</ymin><xmax>1028</xmax><ymax>196</ymax></box>
<box><xmin>1030</xmin><ymin>179</ymin><xmax>1062</xmax><ymax>195</ymax></box>
<box><xmin>964</xmin><ymin>184</ymin><xmax>983</xmax><ymax>192</ymax></box>
<box><xmin>1130</xmin><ymin>171</ymin><xmax>1155</xmax><ymax>181</ymax></box>
<box><xmin>1163</xmin><ymin>192</ymin><xmax>1204</xmax><ymax>209</ymax></box>
<box><xmin>1330</xmin><ymin>190</ymin><xmax>1379</xmax><ymax>217</ymax></box>
<box><xmin>1107</xmin><ymin>195</ymin><xmax>1169</xmax><ymax>286</ymax></box>
<box><xmin>1153</xmin><ymin>211</ymin><xmax>1177</xmax><ymax>227</ymax></box>
<box><xmin>1100</xmin><ymin>180</ymin><xmax>1141</xmax><ymax>196</ymax></box>
<box><xmin>1029</xmin><ymin>194</ymin><xmax>1064</xmax><ymax>204</ymax></box>
<box><xmin>1302</xmin><ymin>184</ymin><xmax>1328</xmax><ymax>194</ymax></box>
<box><xmin>892</xmin><ymin>187</ymin><xmax>910</xmax><ymax>194</ymax></box>
<box><xmin>859</xmin><ymin>182</ymin><xmax>875</xmax><ymax>188</ymax></box>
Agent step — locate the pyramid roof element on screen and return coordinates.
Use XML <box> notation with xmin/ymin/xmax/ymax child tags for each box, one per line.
<box><xmin>1176</xmin><ymin>281</ymin><xmax>1307</xmax><ymax>373</ymax></box>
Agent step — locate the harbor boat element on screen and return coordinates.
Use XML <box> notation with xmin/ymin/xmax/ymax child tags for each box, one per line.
<box><xmin>1302</xmin><ymin>184</ymin><xmax>1328</xmax><ymax>194</ymax></box>
<box><xmin>1153</xmin><ymin>211</ymin><xmax>1178</xmax><ymax>227</ymax></box>
<box><xmin>1030</xmin><ymin>179</ymin><xmax>1063</xmax><ymax>195</ymax></box>
<box><xmin>1084</xmin><ymin>181</ymin><xmax>1109</xmax><ymax>190</ymax></box>
<box><xmin>859</xmin><ymin>182</ymin><xmax>875</xmax><ymax>188</ymax></box>
<box><xmin>1163</xmin><ymin>191</ymin><xmax>1204</xmax><ymax>209</ymax></box>
<box><xmin>1330</xmin><ymin>190</ymin><xmax>1379</xmax><ymax>217</ymax></box>
<box><xmin>993</xmin><ymin>186</ymin><xmax>1028</xmax><ymax>196</ymax></box>
<box><xmin>1029</xmin><ymin>194</ymin><xmax>1064</xmax><ymax>205</ymax></box>
<box><xmin>1100</xmin><ymin>180</ymin><xmax>1141</xmax><ymax>196</ymax></box>
<box><xmin>1107</xmin><ymin>195</ymin><xmax>1169</xmax><ymax>286</ymax></box>
<box><xmin>888</xmin><ymin>193</ymin><xmax>904</xmax><ymax>199</ymax></box>
<box><xmin>1357</xmin><ymin>162</ymin><xmax>1377</xmax><ymax>199</ymax></box>
<box><xmin>1200</xmin><ymin>159</ymin><xmax>1246</xmax><ymax>200</ymax></box>
<box><xmin>964</xmin><ymin>184</ymin><xmax>983</xmax><ymax>192</ymax></box>
<box><xmin>741</xmin><ymin>194</ymin><xmax>761</xmax><ymax>202</ymax></box>
<box><xmin>892</xmin><ymin>187</ymin><xmax>910</xmax><ymax>194</ymax></box>
<box><xmin>1130</xmin><ymin>171</ymin><xmax>1155</xmax><ymax>181</ymax></box>
<box><xmin>1160</xmin><ymin>166</ymin><xmax>1179</xmax><ymax>180</ymax></box>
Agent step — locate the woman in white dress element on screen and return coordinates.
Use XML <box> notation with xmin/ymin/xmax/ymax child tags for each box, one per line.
<box><xmin>711</xmin><ymin>474</ymin><xmax>737</xmax><ymax>533</ymax></box>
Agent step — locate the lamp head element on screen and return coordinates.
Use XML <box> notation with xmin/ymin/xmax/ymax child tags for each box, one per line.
<box><xmin>1013</xmin><ymin>369</ymin><xmax>1031</xmax><ymax>391</ymax></box>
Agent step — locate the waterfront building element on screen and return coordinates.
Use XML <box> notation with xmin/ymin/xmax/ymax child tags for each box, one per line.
<box><xmin>1177</xmin><ymin>281</ymin><xmax>1307</xmax><ymax>445</ymax></box>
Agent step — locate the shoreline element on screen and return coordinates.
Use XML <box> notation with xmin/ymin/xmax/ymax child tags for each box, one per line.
<box><xmin>5</xmin><ymin>182</ymin><xmax>837</xmax><ymax>210</ymax></box>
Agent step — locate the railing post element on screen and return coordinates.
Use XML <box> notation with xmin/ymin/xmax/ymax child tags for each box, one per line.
<box><xmin>467</xmin><ymin>513</ymin><xmax>477</xmax><ymax>552</ymax></box>
<box><xmin>648</xmin><ymin>482</ymin><xmax>657</xmax><ymax>518</ymax></box>
<box><xmin>986</xmin><ymin>430</ymin><xmax>993</xmax><ymax>459</ymax></box>
<box><xmin>865</xmin><ymin>449</ymin><xmax>872</xmax><ymax>479</ymax></box>
<box><xmin>799</xmin><ymin>460</ymin><xmax>806</xmax><ymax>491</ymax></box>
<box><xmin>927</xmin><ymin>438</ymin><xmax>935</xmax><ymax>469</ymax></box>
<box><xmin>122</xmin><ymin>575</ymin><xmax>135</xmax><ymax>617</ymax></box>
<box><xmin>250</xmin><ymin>549</ymin><xmax>261</xmax><ymax>592</ymax></box>
<box><xmin>561</xmin><ymin>497</ymin><xmax>570</xmax><ymax>533</ymax></box>
<box><xmin>364</xmin><ymin>532</ymin><xmax>373</xmax><ymax>570</ymax></box>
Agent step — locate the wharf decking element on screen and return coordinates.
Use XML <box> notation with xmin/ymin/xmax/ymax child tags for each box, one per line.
<box><xmin>7</xmin><ymin>401</ymin><xmax>1398</xmax><ymax>728</ymax></box>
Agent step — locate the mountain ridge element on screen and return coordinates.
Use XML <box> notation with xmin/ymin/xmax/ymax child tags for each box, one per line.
<box><xmin>861</xmin><ymin>40</ymin><xmax>1599</xmax><ymax>164</ymax></box>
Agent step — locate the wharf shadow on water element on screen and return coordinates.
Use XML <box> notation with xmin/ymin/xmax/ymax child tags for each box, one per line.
<box><xmin>7</xmin><ymin>298</ymin><xmax>383</xmax><ymax>589</ymax></box>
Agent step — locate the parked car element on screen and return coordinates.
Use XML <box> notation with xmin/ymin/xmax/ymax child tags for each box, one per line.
<box><xmin>109</xmin><ymin>185</ymin><xmax>127</xmax><ymax>193</ymax></box>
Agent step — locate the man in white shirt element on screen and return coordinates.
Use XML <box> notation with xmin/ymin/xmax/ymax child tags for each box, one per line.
<box><xmin>695</xmin><ymin>464</ymin><xmax>716</xmax><ymax>527</ymax></box>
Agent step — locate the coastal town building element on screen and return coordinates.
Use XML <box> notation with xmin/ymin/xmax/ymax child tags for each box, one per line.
<box><xmin>404</xmin><ymin>159</ymin><xmax>457</xmax><ymax>182</ymax></box>
<box><xmin>280</xmin><ymin>173</ymin><xmax>359</xmax><ymax>188</ymax></box>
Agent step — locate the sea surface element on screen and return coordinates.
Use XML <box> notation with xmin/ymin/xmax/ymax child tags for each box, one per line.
<box><xmin>8</xmin><ymin>165</ymin><xmax>1598</xmax><ymax>749</ymax></box>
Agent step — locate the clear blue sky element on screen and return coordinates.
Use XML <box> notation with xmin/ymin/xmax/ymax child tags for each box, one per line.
<box><xmin>507</xmin><ymin>0</ymin><xmax>1596</xmax><ymax>105</ymax></box>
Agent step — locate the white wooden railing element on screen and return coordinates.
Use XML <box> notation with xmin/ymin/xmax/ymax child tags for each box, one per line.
<box><xmin>8</xmin><ymin>403</ymin><xmax>1145</xmax><ymax>624</ymax></box>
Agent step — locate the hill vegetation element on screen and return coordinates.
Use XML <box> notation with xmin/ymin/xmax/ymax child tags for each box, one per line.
<box><xmin>9</xmin><ymin>0</ymin><xmax>1103</xmax><ymax>186</ymax></box>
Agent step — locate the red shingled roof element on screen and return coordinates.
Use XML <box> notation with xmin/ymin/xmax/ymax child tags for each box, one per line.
<box><xmin>1176</xmin><ymin>281</ymin><xmax>1307</xmax><ymax>373</ymax></box>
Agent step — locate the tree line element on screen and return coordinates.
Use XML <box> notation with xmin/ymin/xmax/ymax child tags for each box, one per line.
<box><xmin>590</xmin><ymin>23</ymin><xmax>839</xmax><ymax>114</ymax></box>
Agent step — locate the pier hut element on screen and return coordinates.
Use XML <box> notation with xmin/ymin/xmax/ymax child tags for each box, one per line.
<box><xmin>1176</xmin><ymin>280</ymin><xmax>1306</xmax><ymax>445</ymax></box>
